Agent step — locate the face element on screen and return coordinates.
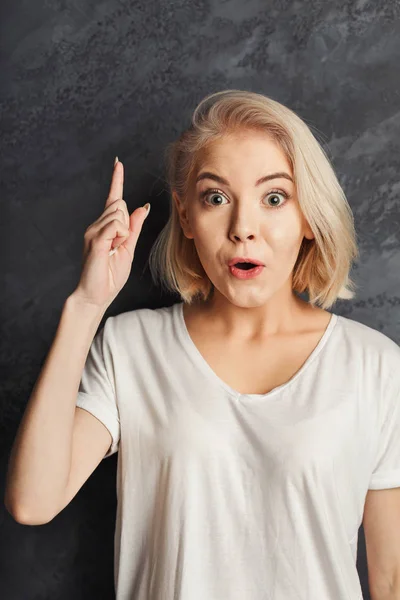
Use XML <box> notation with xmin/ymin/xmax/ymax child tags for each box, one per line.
<box><xmin>173</xmin><ymin>130</ymin><xmax>314</xmax><ymax>308</ymax></box>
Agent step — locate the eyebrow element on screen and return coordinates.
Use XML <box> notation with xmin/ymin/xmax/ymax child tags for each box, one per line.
<box><xmin>195</xmin><ymin>171</ymin><xmax>294</xmax><ymax>186</ymax></box>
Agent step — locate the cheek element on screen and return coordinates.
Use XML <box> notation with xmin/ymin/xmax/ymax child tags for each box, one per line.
<box><xmin>264</xmin><ymin>213</ymin><xmax>304</xmax><ymax>247</ymax></box>
<box><xmin>269</xmin><ymin>228</ymin><xmax>301</xmax><ymax>247</ymax></box>
<box><xmin>192</xmin><ymin>218</ymin><xmax>221</xmax><ymax>247</ymax></box>
<box><xmin>187</xmin><ymin>207</ymin><xmax>209</xmax><ymax>234</ymax></box>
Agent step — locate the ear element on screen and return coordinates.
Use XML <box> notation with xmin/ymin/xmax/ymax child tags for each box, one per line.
<box><xmin>301</xmin><ymin>213</ymin><xmax>315</xmax><ymax>241</ymax></box>
<box><xmin>303</xmin><ymin>225</ymin><xmax>315</xmax><ymax>241</ymax></box>
<box><xmin>172</xmin><ymin>190</ymin><xmax>194</xmax><ymax>240</ymax></box>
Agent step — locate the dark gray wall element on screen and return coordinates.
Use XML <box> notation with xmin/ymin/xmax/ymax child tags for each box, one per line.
<box><xmin>2</xmin><ymin>1</ymin><xmax>400</xmax><ymax>598</ymax></box>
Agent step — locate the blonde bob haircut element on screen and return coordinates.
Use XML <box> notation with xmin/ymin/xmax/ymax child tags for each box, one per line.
<box><xmin>148</xmin><ymin>89</ymin><xmax>360</xmax><ymax>310</ymax></box>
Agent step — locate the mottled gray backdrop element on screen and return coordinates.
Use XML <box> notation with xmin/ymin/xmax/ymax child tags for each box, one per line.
<box><xmin>1</xmin><ymin>0</ymin><xmax>400</xmax><ymax>598</ymax></box>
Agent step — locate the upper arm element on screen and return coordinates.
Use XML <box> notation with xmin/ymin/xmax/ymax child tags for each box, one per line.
<box><xmin>363</xmin><ymin>487</ymin><xmax>400</xmax><ymax>595</ymax></box>
<box><xmin>51</xmin><ymin>317</ymin><xmax>121</xmax><ymax>521</ymax></box>
<box><xmin>51</xmin><ymin>406</ymin><xmax>113</xmax><ymax>520</ymax></box>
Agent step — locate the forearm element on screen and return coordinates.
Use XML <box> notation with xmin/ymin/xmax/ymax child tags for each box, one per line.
<box><xmin>370</xmin><ymin>582</ymin><xmax>400</xmax><ymax>600</ymax></box>
<box><xmin>4</xmin><ymin>294</ymin><xmax>106</xmax><ymax>523</ymax></box>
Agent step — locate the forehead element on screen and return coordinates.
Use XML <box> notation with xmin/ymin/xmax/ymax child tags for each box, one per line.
<box><xmin>195</xmin><ymin>131</ymin><xmax>291</xmax><ymax>174</ymax></box>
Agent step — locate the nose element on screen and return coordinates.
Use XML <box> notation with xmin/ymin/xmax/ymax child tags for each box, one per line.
<box><xmin>230</xmin><ymin>231</ymin><xmax>255</xmax><ymax>242</ymax></box>
<box><xmin>228</xmin><ymin>209</ymin><xmax>258</xmax><ymax>242</ymax></box>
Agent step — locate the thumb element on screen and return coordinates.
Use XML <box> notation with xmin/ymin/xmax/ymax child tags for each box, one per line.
<box><xmin>124</xmin><ymin>204</ymin><xmax>150</xmax><ymax>256</ymax></box>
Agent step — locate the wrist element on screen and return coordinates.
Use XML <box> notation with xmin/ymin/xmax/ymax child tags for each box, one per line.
<box><xmin>65</xmin><ymin>293</ymin><xmax>109</xmax><ymax>319</ymax></box>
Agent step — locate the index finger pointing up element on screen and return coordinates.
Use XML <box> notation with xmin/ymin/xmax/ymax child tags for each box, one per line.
<box><xmin>106</xmin><ymin>158</ymin><xmax>124</xmax><ymax>208</ymax></box>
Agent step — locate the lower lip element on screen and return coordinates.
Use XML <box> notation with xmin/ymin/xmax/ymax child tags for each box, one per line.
<box><xmin>229</xmin><ymin>265</ymin><xmax>264</xmax><ymax>279</ymax></box>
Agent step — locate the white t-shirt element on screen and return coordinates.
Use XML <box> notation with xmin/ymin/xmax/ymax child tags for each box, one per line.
<box><xmin>76</xmin><ymin>301</ymin><xmax>400</xmax><ymax>600</ymax></box>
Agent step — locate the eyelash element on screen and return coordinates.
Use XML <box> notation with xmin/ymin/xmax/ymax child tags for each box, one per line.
<box><xmin>199</xmin><ymin>188</ymin><xmax>292</xmax><ymax>210</ymax></box>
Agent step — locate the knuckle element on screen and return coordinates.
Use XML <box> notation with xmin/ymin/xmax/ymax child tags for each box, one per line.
<box><xmin>113</xmin><ymin>213</ymin><xmax>124</xmax><ymax>224</ymax></box>
<box><xmin>113</xmin><ymin>201</ymin><xmax>129</xmax><ymax>223</ymax></box>
<box><xmin>112</xmin><ymin>197</ymin><xmax>126</xmax><ymax>208</ymax></box>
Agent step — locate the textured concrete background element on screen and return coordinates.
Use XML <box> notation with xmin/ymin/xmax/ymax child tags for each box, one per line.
<box><xmin>1</xmin><ymin>0</ymin><xmax>400</xmax><ymax>598</ymax></box>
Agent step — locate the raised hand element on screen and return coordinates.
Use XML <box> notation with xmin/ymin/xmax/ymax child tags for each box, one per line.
<box><xmin>72</xmin><ymin>157</ymin><xmax>150</xmax><ymax>309</ymax></box>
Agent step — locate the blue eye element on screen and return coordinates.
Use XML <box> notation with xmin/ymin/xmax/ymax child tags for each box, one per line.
<box><xmin>199</xmin><ymin>188</ymin><xmax>291</xmax><ymax>209</ymax></box>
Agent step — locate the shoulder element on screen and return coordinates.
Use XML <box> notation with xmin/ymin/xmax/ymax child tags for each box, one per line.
<box><xmin>337</xmin><ymin>313</ymin><xmax>399</xmax><ymax>351</ymax></box>
<box><xmin>336</xmin><ymin>313</ymin><xmax>400</xmax><ymax>374</ymax></box>
<box><xmin>103</xmin><ymin>302</ymin><xmax>179</xmax><ymax>345</ymax></box>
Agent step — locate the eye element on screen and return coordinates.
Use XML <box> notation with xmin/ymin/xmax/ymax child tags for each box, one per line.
<box><xmin>263</xmin><ymin>189</ymin><xmax>290</xmax><ymax>210</ymax></box>
<box><xmin>200</xmin><ymin>188</ymin><xmax>291</xmax><ymax>209</ymax></box>
<box><xmin>200</xmin><ymin>189</ymin><xmax>229</xmax><ymax>206</ymax></box>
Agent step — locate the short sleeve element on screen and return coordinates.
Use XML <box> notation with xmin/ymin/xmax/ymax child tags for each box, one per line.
<box><xmin>76</xmin><ymin>317</ymin><xmax>120</xmax><ymax>459</ymax></box>
<box><xmin>369</xmin><ymin>375</ymin><xmax>400</xmax><ymax>489</ymax></box>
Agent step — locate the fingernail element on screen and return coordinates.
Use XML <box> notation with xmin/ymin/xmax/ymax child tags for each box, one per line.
<box><xmin>142</xmin><ymin>202</ymin><xmax>151</xmax><ymax>217</ymax></box>
<box><xmin>114</xmin><ymin>156</ymin><xmax>118</xmax><ymax>167</ymax></box>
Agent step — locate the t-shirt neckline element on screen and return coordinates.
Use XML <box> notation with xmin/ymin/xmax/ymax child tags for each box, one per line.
<box><xmin>174</xmin><ymin>301</ymin><xmax>339</xmax><ymax>401</ymax></box>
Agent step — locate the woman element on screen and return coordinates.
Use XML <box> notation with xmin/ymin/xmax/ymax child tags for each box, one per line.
<box><xmin>6</xmin><ymin>89</ymin><xmax>400</xmax><ymax>599</ymax></box>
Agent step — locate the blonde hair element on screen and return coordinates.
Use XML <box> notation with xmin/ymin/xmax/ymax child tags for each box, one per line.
<box><xmin>148</xmin><ymin>89</ymin><xmax>360</xmax><ymax>309</ymax></box>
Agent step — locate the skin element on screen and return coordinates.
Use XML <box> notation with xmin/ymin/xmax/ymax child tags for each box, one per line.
<box><xmin>173</xmin><ymin>129</ymin><xmax>330</xmax><ymax>342</ymax></box>
<box><xmin>173</xmin><ymin>130</ymin><xmax>400</xmax><ymax>591</ymax></box>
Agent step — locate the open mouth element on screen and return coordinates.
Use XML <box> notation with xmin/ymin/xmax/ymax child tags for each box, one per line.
<box><xmin>234</xmin><ymin>262</ymin><xmax>259</xmax><ymax>270</ymax></box>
